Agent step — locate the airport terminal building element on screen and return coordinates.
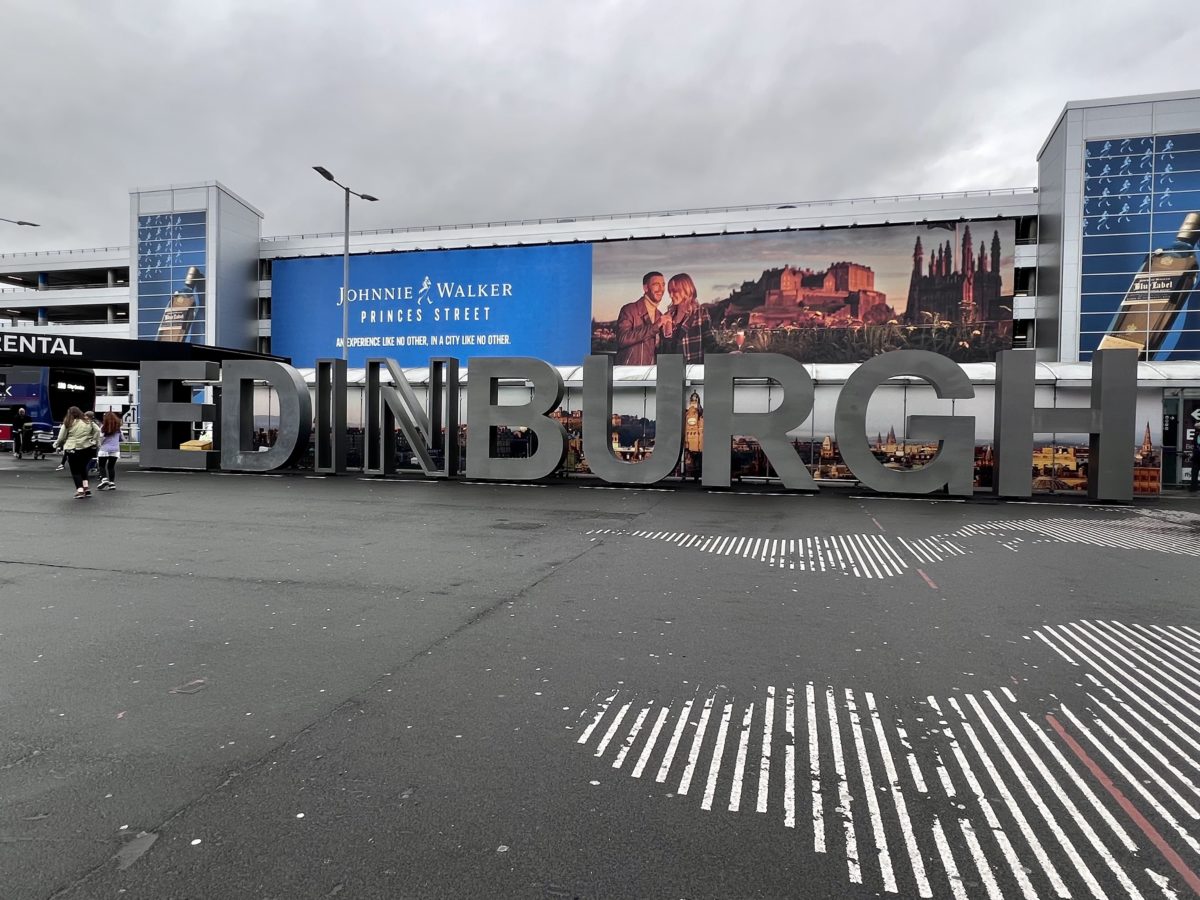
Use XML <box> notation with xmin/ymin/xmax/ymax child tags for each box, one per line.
<box><xmin>3</xmin><ymin>90</ymin><xmax>1200</xmax><ymax>490</ymax></box>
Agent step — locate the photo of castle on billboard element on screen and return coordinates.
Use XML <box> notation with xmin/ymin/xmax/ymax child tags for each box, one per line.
<box><xmin>590</xmin><ymin>222</ymin><xmax>1016</xmax><ymax>364</ymax></box>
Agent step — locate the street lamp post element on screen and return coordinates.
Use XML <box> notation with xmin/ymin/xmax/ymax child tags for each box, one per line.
<box><xmin>312</xmin><ymin>167</ymin><xmax>378</xmax><ymax>361</ymax></box>
<box><xmin>0</xmin><ymin>217</ymin><xmax>40</xmax><ymax>227</ymax></box>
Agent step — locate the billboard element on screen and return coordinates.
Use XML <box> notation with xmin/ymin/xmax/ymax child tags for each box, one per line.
<box><xmin>1081</xmin><ymin>133</ymin><xmax>1200</xmax><ymax>360</ymax></box>
<box><xmin>269</xmin><ymin>221</ymin><xmax>1015</xmax><ymax>367</ymax></box>
<box><xmin>136</xmin><ymin>212</ymin><xmax>207</xmax><ymax>344</ymax></box>
<box><xmin>271</xmin><ymin>245</ymin><xmax>592</xmax><ymax>367</ymax></box>
<box><xmin>591</xmin><ymin>223</ymin><xmax>1015</xmax><ymax>365</ymax></box>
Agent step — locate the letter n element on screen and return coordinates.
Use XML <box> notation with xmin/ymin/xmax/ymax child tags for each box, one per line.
<box><xmin>365</xmin><ymin>357</ymin><xmax>459</xmax><ymax>477</ymax></box>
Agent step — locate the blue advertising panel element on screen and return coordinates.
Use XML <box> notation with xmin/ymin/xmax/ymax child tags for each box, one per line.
<box><xmin>1081</xmin><ymin>133</ymin><xmax>1200</xmax><ymax>360</ymax></box>
<box><xmin>136</xmin><ymin>212</ymin><xmax>207</xmax><ymax>344</ymax></box>
<box><xmin>270</xmin><ymin>244</ymin><xmax>592</xmax><ymax>367</ymax></box>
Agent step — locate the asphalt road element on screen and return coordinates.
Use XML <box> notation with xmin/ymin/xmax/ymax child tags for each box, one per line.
<box><xmin>3</xmin><ymin>457</ymin><xmax>1200</xmax><ymax>899</ymax></box>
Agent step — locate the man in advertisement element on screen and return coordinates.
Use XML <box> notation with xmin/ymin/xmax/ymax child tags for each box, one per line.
<box><xmin>614</xmin><ymin>271</ymin><xmax>668</xmax><ymax>365</ymax></box>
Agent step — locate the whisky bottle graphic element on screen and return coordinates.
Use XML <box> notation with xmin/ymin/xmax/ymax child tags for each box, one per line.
<box><xmin>157</xmin><ymin>266</ymin><xmax>202</xmax><ymax>342</ymax></box>
<box><xmin>1098</xmin><ymin>212</ymin><xmax>1200</xmax><ymax>358</ymax></box>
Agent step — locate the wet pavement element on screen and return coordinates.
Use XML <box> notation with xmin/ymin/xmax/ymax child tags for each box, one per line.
<box><xmin>3</xmin><ymin>458</ymin><xmax>1200</xmax><ymax>898</ymax></box>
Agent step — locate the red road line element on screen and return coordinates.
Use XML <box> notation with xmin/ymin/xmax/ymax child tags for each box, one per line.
<box><xmin>1046</xmin><ymin>712</ymin><xmax>1200</xmax><ymax>896</ymax></box>
<box><xmin>916</xmin><ymin>568</ymin><xmax>938</xmax><ymax>590</ymax></box>
<box><xmin>869</xmin><ymin>516</ymin><xmax>884</xmax><ymax>531</ymax></box>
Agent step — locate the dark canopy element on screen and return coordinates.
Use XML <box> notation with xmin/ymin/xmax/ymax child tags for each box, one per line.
<box><xmin>0</xmin><ymin>331</ymin><xmax>289</xmax><ymax>369</ymax></box>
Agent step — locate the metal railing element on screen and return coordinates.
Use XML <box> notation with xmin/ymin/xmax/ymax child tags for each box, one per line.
<box><xmin>260</xmin><ymin>187</ymin><xmax>1039</xmax><ymax>243</ymax></box>
<box><xmin>0</xmin><ymin>319</ymin><xmax>127</xmax><ymax>328</ymax></box>
<box><xmin>0</xmin><ymin>187</ymin><xmax>1039</xmax><ymax>257</ymax></box>
<box><xmin>0</xmin><ymin>245</ymin><xmax>128</xmax><ymax>260</ymax></box>
<box><xmin>0</xmin><ymin>283</ymin><xmax>126</xmax><ymax>294</ymax></box>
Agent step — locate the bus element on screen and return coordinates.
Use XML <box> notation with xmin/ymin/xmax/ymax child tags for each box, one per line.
<box><xmin>0</xmin><ymin>366</ymin><xmax>97</xmax><ymax>457</ymax></box>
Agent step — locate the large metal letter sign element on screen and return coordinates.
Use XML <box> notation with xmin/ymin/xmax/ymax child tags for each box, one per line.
<box><xmin>466</xmin><ymin>357</ymin><xmax>567</xmax><ymax>480</ymax></box>
<box><xmin>835</xmin><ymin>350</ymin><xmax>975</xmax><ymax>496</ymax></box>
<box><xmin>140</xmin><ymin>361</ymin><xmax>219</xmax><ymax>470</ymax></box>
<box><xmin>582</xmin><ymin>354</ymin><xmax>685</xmax><ymax>484</ymax></box>
<box><xmin>364</xmin><ymin>358</ymin><xmax>459</xmax><ymax>477</ymax></box>
<box><xmin>702</xmin><ymin>353</ymin><xmax>817</xmax><ymax>489</ymax></box>
<box><xmin>220</xmin><ymin>361</ymin><xmax>312</xmax><ymax>472</ymax></box>
<box><xmin>994</xmin><ymin>348</ymin><xmax>1137</xmax><ymax>502</ymax></box>
<box><xmin>315</xmin><ymin>359</ymin><xmax>347</xmax><ymax>474</ymax></box>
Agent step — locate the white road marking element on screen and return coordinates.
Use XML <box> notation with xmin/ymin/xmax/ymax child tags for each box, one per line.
<box><xmin>806</xmin><ymin>682</ymin><xmax>825</xmax><ymax>854</ymax></box>
<box><xmin>826</xmin><ymin>686</ymin><xmax>861</xmax><ymax>884</ymax></box>
<box><xmin>655</xmin><ymin>699</ymin><xmax>693</xmax><ymax>784</ymax></box>
<box><xmin>631</xmin><ymin>707</ymin><xmax>669</xmax><ymax>779</ymax></box>
<box><xmin>845</xmin><ymin>689</ymin><xmax>896</xmax><ymax>893</ymax></box>
<box><xmin>576</xmin><ymin>617</ymin><xmax>1200</xmax><ymax>899</ymax></box>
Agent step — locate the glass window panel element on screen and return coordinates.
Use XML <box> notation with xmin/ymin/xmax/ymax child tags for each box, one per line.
<box><xmin>1080</xmin><ymin>311</ymin><xmax>1122</xmax><ymax>330</ymax></box>
<box><xmin>1156</xmin><ymin>149</ymin><xmax>1200</xmax><ymax>175</ymax></box>
<box><xmin>1158</xmin><ymin>169</ymin><xmax>1200</xmax><ymax>194</ymax></box>
<box><xmin>1080</xmin><ymin>232</ymin><xmax>1153</xmax><ymax>255</ymax></box>
<box><xmin>1154</xmin><ymin>188</ymin><xmax>1200</xmax><ymax>212</ymax></box>
<box><xmin>1157</xmin><ymin>133</ymin><xmax>1200</xmax><ymax>154</ymax></box>
<box><xmin>1081</xmin><ymin>253</ymin><xmax>1151</xmax><ymax>275</ymax></box>
<box><xmin>1083</xmin><ymin>192</ymin><xmax>1152</xmax><ymax>216</ymax></box>
<box><xmin>1082</xmin><ymin>272</ymin><xmax>1154</xmax><ymax>295</ymax></box>
<box><xmin>1080</xmin><ymin>294</ymin><xmax>1128</xmax><ymax>315</ymax></box>
<box><xmin>1083</xmin><ymin>173</ymin><xmax>1148</xmax><ymax>197</ymax></box>
<box><xmin>1082</xmin><ymin>211</ymin><xmax>1151</xmax><ymax>236</ymax></box>
<box><xmin>1086</xmin><ymin>154</ymin><xmax>1152</xmax><ymax>179</ymax></box>
<box><xmin>1086</xmin><ymin>136</ymin><xmax>1154</xmax><ymax>160</ymax></box>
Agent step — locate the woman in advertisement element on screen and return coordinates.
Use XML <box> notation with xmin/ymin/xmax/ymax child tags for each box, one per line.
<box><xmin>661</xmin><ymin>273</ymin><xmax>712</xmax><ymax>364</ymax></box>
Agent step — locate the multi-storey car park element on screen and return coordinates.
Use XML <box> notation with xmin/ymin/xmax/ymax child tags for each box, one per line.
<box><xmin>2</xmin><ymin>90</ymin><xmax>1200</xmax><ymax>489</ymax></box>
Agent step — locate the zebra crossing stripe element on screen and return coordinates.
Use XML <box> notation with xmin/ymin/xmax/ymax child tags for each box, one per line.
<box><xmin>730</xmin><ymin>702</ymin><xmax>754</xmax><ymax>814</ymax></box>
<box><xmin>576</xmin><ymin>620</ymin><xmax>1200</xmax><ymax>898</ymax></box>
<box><xmin>844</xmin><ymin>689</ymin><xmax>897</xmax><ymax>893</ymax></box>
<box><xmin>656</xmin><ymin>699</ymin><xmax>693</xmax><ymax>784</ymax></box>
<box><xmin>930</xmin><ymin>817</ymin><xmax>966</xmax><ymax>900</ymax></box>
<box><xmin>866</xmin><ymin>691</ymin><xmax>931</xmax><ymax>897</ymax></box>
<box><xmin>806</xmin><ymin>682</ymin><xmax>825</xmax><ymax>854</ymax></box>
<box><xmin>703</xmin><ymin>702</ymin><xmax>734</xmax><ymax>812</ymax></box>
<box><xmin>825</xmin><ymin>686</ymin><xmax>861</xmax><ymax>884</ymax></box>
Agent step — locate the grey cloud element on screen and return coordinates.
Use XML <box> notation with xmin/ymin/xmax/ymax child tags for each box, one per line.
<box><xmin>0</xmin><ymin>0</ymin><xmax>1192</xmax><ymax>253</ymax></box>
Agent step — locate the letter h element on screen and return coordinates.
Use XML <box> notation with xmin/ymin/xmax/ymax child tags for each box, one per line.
<box><xmin>993</xmin><ymin>349</ymin><xmax>1137</xmax><ymax>502</ymax></box>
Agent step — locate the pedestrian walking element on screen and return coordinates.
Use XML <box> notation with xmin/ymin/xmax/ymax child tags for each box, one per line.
<box><xmin>11</xmin><ymin>407</ymin><xmax>29</xmax><ymax>458</ymax></box>
<box><xmin>84</xmin><ymin>411</ymin><xmax>99</xmax><ymax>477</ymax></box>
<box><xmin>96</xmin><ymin>411</ymin><xmax>124</xmax><ymax>490</ymax></box>
<box><xmin>54</xmin><ymin>407</ymin><xmax>101</xmax><ymax>499</ymax></box>
<box><xmin>1191</xmin><ymin>422</ymin><xmax>1200</xmax><ymax>493</ymax></box>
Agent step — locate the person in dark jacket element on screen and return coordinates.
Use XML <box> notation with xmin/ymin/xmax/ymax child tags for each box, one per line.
<box><xmin>11</xmin><ymin>407</ymin><xmax>29</xmax><ymax>458</ymax></box>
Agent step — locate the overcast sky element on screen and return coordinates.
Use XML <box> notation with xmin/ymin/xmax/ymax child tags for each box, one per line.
<box><xmin>0</xmin><ymin>1</ymin><xmax>1194</xmax><ymax>254</ymax></box>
